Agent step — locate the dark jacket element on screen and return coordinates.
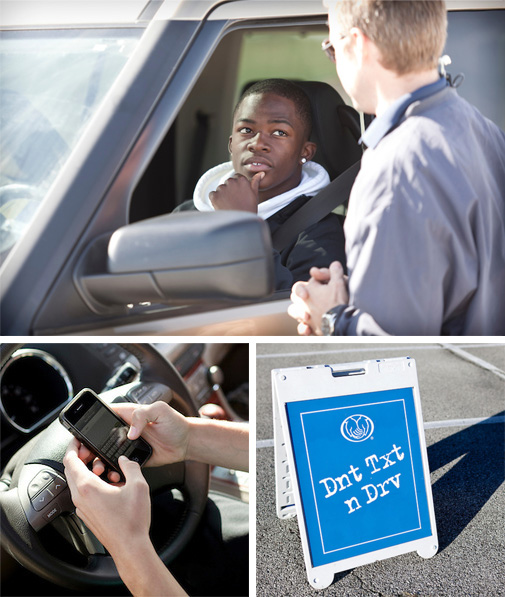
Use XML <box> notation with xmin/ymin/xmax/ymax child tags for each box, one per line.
<box><xmin>174</xmin><ymin>196</ymin><xmax>346</xmax><ymax>290</ymax></box>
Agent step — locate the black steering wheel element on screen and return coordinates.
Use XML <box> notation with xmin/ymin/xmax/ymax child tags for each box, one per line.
<box><xmin>0</xmin><ymin>343</ymin><xmax>210</xmax><ymax>592</ymax></box>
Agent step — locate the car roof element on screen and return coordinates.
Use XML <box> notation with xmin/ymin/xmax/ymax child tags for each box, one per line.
<box><xmin>2</xmin><ymin>0</ymin><xmax>503</xmax><ymax>28</ymax></box>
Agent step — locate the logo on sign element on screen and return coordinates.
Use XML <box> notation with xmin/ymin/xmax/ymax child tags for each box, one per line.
<box><xmin>341</xmin><ymin>415</ymin><xmax>374</xmax><ymax>442</ymax></box>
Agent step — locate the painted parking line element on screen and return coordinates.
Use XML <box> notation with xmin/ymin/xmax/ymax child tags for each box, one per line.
<box><xmin>257</xmin><ymin>439</ymin><xmax>275</xmax><ymax>448</ymax></box>
<box><xmin>424</xmin><ymin>415</ymin><xmax>505</xmax><ymax>429</ymax></box>
<box><xmin>440</xmin><ymin>343</ymin><xmax>505</xmax><ymax>380</ymax></box>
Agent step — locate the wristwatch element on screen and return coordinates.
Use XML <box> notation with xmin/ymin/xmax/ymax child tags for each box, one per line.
<box><xmin>321</xmin><ymin>305</ymin><xmax>346</xmax><ymax>336</ymax></box>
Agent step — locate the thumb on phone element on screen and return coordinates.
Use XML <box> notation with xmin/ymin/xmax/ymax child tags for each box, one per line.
<box><xmin>126</xmin><ymin>404</ymin><xmax>151</xmax><ymax>440</ymax></box>
<box><xmin>127</xmin><ymin>402</ymin><xmax>166</xmax><ymax>440</ymax></box>
<box><xmin>118</xmin><ymin>455</ymin><xmax>143</xmax><ymax>482</ymax></box>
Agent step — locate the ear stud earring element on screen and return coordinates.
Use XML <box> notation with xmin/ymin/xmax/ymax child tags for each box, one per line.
<box><xmin>301</xmin><ymin>158</ymin><xmax>307</xmax><ymax>164</ymax></box>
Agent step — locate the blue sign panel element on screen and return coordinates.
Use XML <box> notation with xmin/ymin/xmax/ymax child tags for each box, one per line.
<box><xmin>285</xmin><ymin>387</ymin><xmax>433</xmax><ymax>568</ymax></box>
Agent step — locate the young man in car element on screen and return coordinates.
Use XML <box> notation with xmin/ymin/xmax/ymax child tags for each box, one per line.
<box><xmin>288</xmin><ymin>0</ymin><xmax>505</xmax><ymax>336</ymax></box>
<box><xmin>176</xmin><ymin>78</ymin><xmax>346</xmax><ymax>290</ymax></box>
<box><xmin>63</xmin><ymin>401</ymin><xmax>248</xmax><ymax>596</ymax></box>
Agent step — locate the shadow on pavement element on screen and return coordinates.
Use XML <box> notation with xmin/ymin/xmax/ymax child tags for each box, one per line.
<box><xmin>428</xmin><ymin>411</ymin><xmax>505</xmax><ymax>552</ymax></box>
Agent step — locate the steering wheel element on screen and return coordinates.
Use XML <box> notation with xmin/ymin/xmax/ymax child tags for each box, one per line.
<box><xmin>0</xmin><ymin>343</ymin><xmax>210</xmax><ymax>592</ymax></box>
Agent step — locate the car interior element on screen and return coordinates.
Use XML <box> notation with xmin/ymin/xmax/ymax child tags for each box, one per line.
<box><xmin>129</xmin><ymin>24</ymin><xmax>363</xmax><ymax>225</ymax></box>
<box><xmin>0</xmin><ymin>342</ymin><xmax>249</xmax><ymax>596</ymax></box>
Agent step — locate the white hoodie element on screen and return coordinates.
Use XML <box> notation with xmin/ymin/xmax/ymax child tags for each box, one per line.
<box><xmin>193</xmin><ymin>160</ymin><xmax>330</xmax><ymax>221</ymax></box>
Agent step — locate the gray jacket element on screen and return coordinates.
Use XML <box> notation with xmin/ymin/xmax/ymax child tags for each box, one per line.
<box><xmin>333</xmin><ymin>82</ymin><xmax>505</xmax><ymax>336</ymax></box>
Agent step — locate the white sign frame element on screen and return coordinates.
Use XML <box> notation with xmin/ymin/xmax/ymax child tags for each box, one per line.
<box><xmin>272</xmin><ymin>357</ymin><xmax>438</xmax><ymax>590</ymax></box>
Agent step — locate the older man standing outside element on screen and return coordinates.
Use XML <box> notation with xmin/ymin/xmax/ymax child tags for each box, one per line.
<box><xmin>288</xmin><ymin>0</ymin><xmax>505</xmax><ymax>336</ymax></box>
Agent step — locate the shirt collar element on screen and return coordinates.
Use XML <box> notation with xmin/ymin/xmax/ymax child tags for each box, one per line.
<box><xmin>360</xmin><ymin>76</ymin><xmax>449</xmax><ymax>149</ymax></box>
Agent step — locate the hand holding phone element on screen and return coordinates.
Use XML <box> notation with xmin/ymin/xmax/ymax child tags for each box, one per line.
<box><xmin>63</xmin><ymin>436</ymin><xmax>152</xmax><ymax>562</ymax></box>
<box><xmin>59</xmin><ymin>389</ymin><xmax>153</xmax><ymax>476</ymax></box>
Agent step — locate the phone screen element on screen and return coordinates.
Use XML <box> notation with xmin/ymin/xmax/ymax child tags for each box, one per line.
<box><xmin>61</xmin><ymin>390</ymin><xmax>152</xmax><ymax>469</ymax></box>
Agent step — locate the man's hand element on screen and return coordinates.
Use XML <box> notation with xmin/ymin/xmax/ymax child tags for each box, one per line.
<box><xmin>288</xmin><ymin>261</ymin><xmax>349</xmax><ymax>335</ymax></box>
<box><xmin>63</xmin><ymin>439</ymin><xmax>151</xmax><ymax>558</ymax></box>
<box><xmin>210</xmin><ymin>172</ymin><xmax>264</xmax><ymax>213</ymax></box>
<box><xmin>64</xmin><ymin>438</ymin><xmax>188</xmax><ymax>596</ymax></box>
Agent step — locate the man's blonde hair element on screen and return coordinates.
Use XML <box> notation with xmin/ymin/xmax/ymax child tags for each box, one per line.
<box><xmin>326</xmin><ymin>0</ymin><xmax>447</xmax><ymax>75</ymax></box>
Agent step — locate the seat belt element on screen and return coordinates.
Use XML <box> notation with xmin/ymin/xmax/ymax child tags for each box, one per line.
<box><xmin>271</xmin><ymin>159</ymin><xmax>361</xmax><ymax>252</ymax></box>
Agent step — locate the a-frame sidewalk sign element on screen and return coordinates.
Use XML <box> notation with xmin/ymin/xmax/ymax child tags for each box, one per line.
<box><xmin>272</xmin><ymin>356</ymin><xmax>438</xmax><ymax>590</ymax></box>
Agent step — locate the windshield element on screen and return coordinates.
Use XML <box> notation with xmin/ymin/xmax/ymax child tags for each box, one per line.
<box><xmin>0</xmin><ymin>28</ymin><xmax>142</xmax><ymax>258</ymax></box>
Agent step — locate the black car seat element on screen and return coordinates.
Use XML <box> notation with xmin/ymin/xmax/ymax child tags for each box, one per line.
<box><xmin>294</xmin><ymin>80</ymin><xmax>362</xmax><ymax>180</ymax></box>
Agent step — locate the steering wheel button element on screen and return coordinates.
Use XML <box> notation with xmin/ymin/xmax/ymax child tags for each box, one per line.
<box><xmin>44</xmin><ymin>502</ymin><xmax>61</xmax><ymax>522</ymax></box>
<box><xmin>146</xmin><ymin>388</ymin><xmax>161</xmax><ymax>400</ymax></box>
<box><xmin>28</xmin><ymin>481</ymin><xmax>45</xmax><ymax>498</ymax></box>
<box><xmin>47</xmin><ymin>477</ymin><xmax>66</xmax><ymax>497</ymax></box>
<box><xmin>27</xmin><ymin>470</ymin><xmax>56</xmax><ymax>498</ymax></box>
<box><xmin>32</xmin><ymin>488</ymin><xmax>55</xmax><ymax>511</ymax></box>
<box><xmin>127</xmin><ymin>385</ymin><xmax>149</xmax><ymax>400</ymax></box>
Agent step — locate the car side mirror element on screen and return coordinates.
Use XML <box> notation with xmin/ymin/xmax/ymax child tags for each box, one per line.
<box><xmin>77</xmin><ymin>211</ymin><xmax>274</xmax><ymax>309</ymax></box>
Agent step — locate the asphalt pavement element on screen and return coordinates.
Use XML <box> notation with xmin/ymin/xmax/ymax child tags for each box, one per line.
<box><xmin>255</xmin><ymin>342</ymin><xmax>505</xmax><ymax>597</ymax></box>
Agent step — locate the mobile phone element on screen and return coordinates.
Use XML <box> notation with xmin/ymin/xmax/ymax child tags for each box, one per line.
<box><xmin>59</xmin><ymin>388</ymin><xmax>152</xmax><ymax>473</ymax></box>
